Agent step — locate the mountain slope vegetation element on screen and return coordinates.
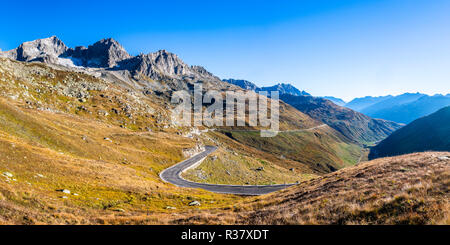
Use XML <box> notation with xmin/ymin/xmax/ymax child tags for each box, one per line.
<box><xmin>173</xmin><ymin>152</ymin><xmax>449</xmax><ymax>225</ymax></box>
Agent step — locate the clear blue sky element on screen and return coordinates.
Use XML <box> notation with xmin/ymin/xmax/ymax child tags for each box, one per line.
<box><xmin>1</xmin><ymin>0</ymin><xmax>449</xmax><ymax>101</ymax></box>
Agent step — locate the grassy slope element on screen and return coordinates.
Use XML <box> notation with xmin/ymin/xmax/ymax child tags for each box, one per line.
<box><xmin>182</xmin><ymin>145</ymin><xmax>316</xmax><ymax>185</ymax></box>
<box><xmin>183</xmin><ymin>124</ymin><xmax>362</xmax><ymax>184</ymax></box>
<box><xmin>243</xmin><ymin>153</ymin><xmax>449</xmax><ymax>225</ymax></box>
<box><xmin>0</xmin><ymin>59</ymin><xmax>247</xmax><ymax>224</ymax></box>
<box><xmin>0</xmin><ymin>100</ymin><xmax>248</xmax><ymax>224</ymax></box>
<box><xmin>170</xmin><ymin>152</ymin><xmax>449</xmax><ymax>225</ymax></box>
<box><xmin>219</xmin><ymin>128</ymin><xmax>361</xmax><ymax>174</ymax></box>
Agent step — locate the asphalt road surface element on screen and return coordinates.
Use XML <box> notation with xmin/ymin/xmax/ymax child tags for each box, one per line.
<box><xmin>159</xmin><ymin>146</ymin><xmax>296</xmax><ymax>195</ymax></box>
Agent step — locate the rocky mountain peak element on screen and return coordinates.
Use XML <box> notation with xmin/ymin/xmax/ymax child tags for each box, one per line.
<box><xmin>66</xmin><ymin>37</ymin><xmax>131</xmax><ymax>68</ymax></box>
<box><xmin>222</xmin><ymin>79</ymin><xmax>312</xmax><ymax>96</ymax></box>
<box><xmin>1</xmin><ymin>36</ymin><xmax>232</xmax><ymax>90</ymax></box>
<box><xmin>140</xmin><ymin>50</ymin><xmax>188</xmax><ymax>78</ymax></box>
<box><xmin>119</xmin><ymin>49</ymin><xmax>200</xmax><ymax>81</ymax></box>
<box><xmin>223</xmin><ymin>79</ymin><xmax>259</xmax><ymax>91</ymax></box>
<box><xmin>259</xmin><ymin>83</ymin><xmax>310</xmax><ymax>96</ymax></box>
<box><xmin>0</xmin><ymin>36</ymin><xmax>69</xmax><ymax>63</ymax></box>
<box><xmin>191</xmin><ymin>65</ymin><xmax>214</xmax><ymax>77</ymax></box>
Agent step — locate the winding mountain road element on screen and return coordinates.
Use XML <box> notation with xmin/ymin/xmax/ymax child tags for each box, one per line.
<box><xmin>160</xmin><ymin>146</ymin><xmax>296</xmax><ymax>195</ymax></box>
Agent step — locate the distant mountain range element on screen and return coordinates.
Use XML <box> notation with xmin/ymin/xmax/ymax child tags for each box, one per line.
<box><xmin>223</xmin><ymin>79</ymin><xmax>310</xmax><ymax>96</ymax></box>
<box><xmin>258</xmin><ymin>83</ymin><xmax>311</xmax><ymax>96</ymax></box>
<box><xmin>223</xmin><ymin>78</ymin><xmax>449</xmax><ymax>144</ymax></box>
<box><xmin>345</xmin><ymin>93</ymin><xmax>450</xmax><ymax>124</ymax></box>
<box><xmin>279</xmin><ymin>94</ymin><xmax>402</xmax><ymax>143</ymax></box>
<box><xmin>225</xmin><ymin>80</ymin><xmax>449</xmax><ymax>126</ymax></box>
<box><xmin>345</xmin><ymin>95</ymin><xmax>393</xmax><ymax>111</ymax></box>
<box><xmin>321</xmin><ymin>96</ymin><xmax>346</xmax><ymax>106</ymax></box>
<box><xmin>369</xmin><ymin>106</ymin><xmax>450</xmax><ymax>159</ymax></box>
<box><xmin>226</xmin><ymin>79</ymin><xmax>402</xmax><ymax>143</ymax></box>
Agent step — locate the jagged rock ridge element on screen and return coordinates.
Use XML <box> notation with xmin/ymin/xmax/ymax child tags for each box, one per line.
<box><xmin>117</xmin><ymin>50</ymin><xmax>222</xmax><ymax>82</ymax></box>
<box><xmin>259</xmin><ymin>83</ymin><xmax>310</xmax><ymax>96</ymax></box>
<box><xmin>0</xmin><ymin>36</ymin><xmax>68</xmax><ymax>64</ymax></box>
<box><xmin>0</xmin><ymin>36</ymin><xmax>229</xmax><ymax>90</ymax></box>
<box><xmin>64</xmin><ymin>38</ymin><xmax>131</xmax><ymax>68</ymax></box>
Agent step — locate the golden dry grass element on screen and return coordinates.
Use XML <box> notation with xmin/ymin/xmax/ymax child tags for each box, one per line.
<box><xmin>0</xmin><ymin>99</ymin><xmax>245</xmax><ymax>224</ymax></box>
<box><xmin>166</xmin><ymin>152</ymin><xmax>449</xmax><ymax>225</ymax></box>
